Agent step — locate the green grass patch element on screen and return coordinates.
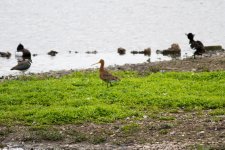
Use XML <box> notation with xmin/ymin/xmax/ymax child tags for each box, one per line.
<box><xmin>0</xmin><ymin>71</ymin><xmax>225</xmax><ymax>125</ymax></box>
<box><xmin>209</xmin><ymin>109</ymin><xmax>225</xmax><ymax>116</ymax></box>
<box><xmin>121</xmin><ymin>123</ymin><xmax>140</xmax><ymax>134</ymax></box>
<box><xmin>23</xmin><ymin>126</ymin><xmax>63</xmax><ymax>142</ymax></box>
<box><xmin>159</xmin><ymin>116</ymin><xmax>175</xmax><ymax>121</ymax></box>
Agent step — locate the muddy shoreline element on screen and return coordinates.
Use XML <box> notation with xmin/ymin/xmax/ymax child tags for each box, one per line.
<box><xmin>1</xmin><ymin>50</ymin><xmax>225</xmax><ymax>81</ymax></box>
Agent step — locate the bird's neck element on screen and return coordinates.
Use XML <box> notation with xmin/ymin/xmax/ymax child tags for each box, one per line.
<box><xmin>188</xmin><ymin>37</ymin><xmax>195</xmax><ymax>42</ymax></box>
<box><xmin>100</xmin><ymin>63</ymin><xmax>104</xmax><ymax>72</ymax></box>
<box><xmin>189</xmin><ymin>39</ymin><xmax>195</xmax><ymax>44</ymax></box>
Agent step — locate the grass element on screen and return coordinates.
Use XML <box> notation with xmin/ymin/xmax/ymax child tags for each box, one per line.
<box><xmin>121</xmin><ymin>123</ymin><xmax>140</xmax><ymax>134</ymax></box>
<box><xmin>0</xmin><ymin>71</ymin><xmax>225</xmax><ymax>126</ymax></box>
<box><xmin>23</xmin><ymin>126</ymin><xmax>63</xmax><ymax>141</ymax></box>
<box><xmin>68</xmin><ymin>130</ymin><xmax>88</xmax><ymax>143</ymax></box>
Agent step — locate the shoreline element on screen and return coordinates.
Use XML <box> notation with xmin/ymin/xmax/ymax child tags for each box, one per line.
<box><xmin>1</xmin><ymin>50</ymin><xmax>225</xmax><ymax>81</ymax></box>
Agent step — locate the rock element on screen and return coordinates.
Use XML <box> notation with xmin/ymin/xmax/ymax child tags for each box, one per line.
<box><xmin>86</xmin><ymin>50</ymin><xmax>97</xmax><ymax>54</ymax></box>
<box><xmin>69</xmin><ymin>51</ymin><xmax>78</xmax><ymax>53</ymax></box>
<box><xmin>131</xmin><ymin>50</ymin><xmax>139</xmax><ymax>54</ymax></box>
<box><xmin>143</xmin><ymin>145</ymin><xmax>150</xmax><ymax>149</ymax></box>
<box><xmin>170</xmin><ymin>131</ymin><xmax>176</xmax><ymax>135</ymax></box>
<box><xmin>143</xmin><ymin>48</ymin><xmax>151</xmax><ymax>56</ymax></box>
<box><xmin>198</xmin><ymin>131</ymin><xmax>205</xmax><ymax>136</ymax></box>
<box><xmin>126</xmin><ymin>117</ymin><xmax>130</xmax><ymax>120</ymax></box>
<box><xmin>117</xmin><ymin>47</ymin><xmax>126</xmax><ymax>55</ymax></box>
<box><xmin>48</xmin><ymin>50</ymin><xmax>58</xmax><ymax>56</ymax></box>
<box><xmin>204</xmin><ymin>45</ymin><xmax>224</xmax><ymax>51</ymax></box>
<box><xmin>143</xmin><ymin>115</ymin><xmax>148</xmax><ymax>119</ymax></box>
<box><xmin>156</xmin><ymin>43</ymin><xmax>181</xmax><ymax>56</ymax></box>
<box><xmin>131</xmin><ymin>48</ymin><xmax>151</xmax><ymax>56</ymax></box>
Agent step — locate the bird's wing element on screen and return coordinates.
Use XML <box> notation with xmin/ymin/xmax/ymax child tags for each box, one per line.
<box><xmin>11</xmin><ymin>61</ymin><xmax>31</xmax><ymax>70</ymax></box>
<box><xmin>101</xmin><ymin>70</ymin><xmax>119</xmax><ymax>81</ymax></box>
<box><xmin>190</xmin><ymin>41</ymin><xmax>204</xmax><ymax>50</ymax></box>
<box><xmin>196</xmin><ymin>41</ymin><xmax>204</xmax><ymax>47</ymax></box>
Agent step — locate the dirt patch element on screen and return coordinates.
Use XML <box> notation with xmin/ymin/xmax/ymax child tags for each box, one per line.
<box><xmin>1</xmin><ymin>110</ymin><xmax>225</xmax><ymax>149</ymax></box>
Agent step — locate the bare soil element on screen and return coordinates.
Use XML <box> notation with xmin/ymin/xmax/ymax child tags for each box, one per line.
<box><xmin>0</xmin><ymin>110</ymin><xmax>224</xmax><ymax>149</ymax></box>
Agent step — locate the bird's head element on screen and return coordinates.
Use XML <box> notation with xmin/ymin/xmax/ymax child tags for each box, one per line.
<box><xmin>185</xmin><ymin>33</ymin><xmax>195</xmax><ymax>40</ymax></box>
<box><xmin>99</xmin><ymin>59</ymin><xmax>104</xmax><ymax>64</ymax></box>
<box><xmin>17</xmin><ymin>43</ymin><xmax>24</xmax><ymax>52</ymax></box>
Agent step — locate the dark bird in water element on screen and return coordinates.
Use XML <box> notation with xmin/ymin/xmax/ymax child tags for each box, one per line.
<box><xmin>0</xmin><ymin>51</ymin><xmax>11</xmax><ymax>58</ymax></box>
<box><xmin>92</xmin><ymin>59</ymin><xmax>120</xmax><ymax>87</ymax></box>
<box><xmin>47</xmin><ymin>50</ymin><xmax>58</xmax><ymax>56</ymax></box>
<box><xmin>16</xmin><ymin>43</ymin><xmax>31</xmax><ymax>58</ymax></box>
<box><xmin>186</xmin><ymin>33</ymin><xmax>205</xmax><ymax>58</ymax></box>
<box><xmin>11</xmin><ymin>59</ymin><xmax>32</xmax><ymax>74</ymax></box>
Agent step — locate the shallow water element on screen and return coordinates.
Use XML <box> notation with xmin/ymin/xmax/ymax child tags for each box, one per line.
<box><xmin>0</xmin><ymin>0</ymin><xmax>225</xmax><ymax>76</ymax></box>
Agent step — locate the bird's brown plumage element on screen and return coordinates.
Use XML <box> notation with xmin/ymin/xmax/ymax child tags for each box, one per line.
<box><xmin>95</xmin><ymin>59</ymin><xmax>120</xmax><ymax>87</ymax></box>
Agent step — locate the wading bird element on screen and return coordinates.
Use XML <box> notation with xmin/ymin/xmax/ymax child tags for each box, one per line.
<box><xmin>186</xmin><ymin>33</ymin><xmax>205</xmax><ymax>59</ymax></box>
<box><xmin>11</xmin><ymin>59</ymin><xmax>32</xmax><ymax>74</ymax></box>
<box><xmin>92</xmin><ymin>59</ymin><xmax>120</xmax><ymax>87</ymax></box>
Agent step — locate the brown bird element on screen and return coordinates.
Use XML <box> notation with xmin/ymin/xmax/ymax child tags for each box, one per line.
<box><xmin>92</xmin><ymin>59</ymin><xmax>120</xmax><ymax>87</ymax></box>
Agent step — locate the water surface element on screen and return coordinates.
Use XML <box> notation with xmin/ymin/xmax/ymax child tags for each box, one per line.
<box><xmin>0</xmin><ymin>0</ymin><xmax>224</xmax><ymax>76</ymax></box>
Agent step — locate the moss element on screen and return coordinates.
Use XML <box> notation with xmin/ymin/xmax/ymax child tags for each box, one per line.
<box><xmin>121</xmin><ymin>123</ymin><xmax>140</xmax><ymax>134</ymax></box>
<box><xmin>204</xmin><ymin>45</ymin><xmax>223</xmax><ymax>51</ymax></box>
<box><xmin>23</xmin><ymin>127</ymin><xmax>63</xmax><ymax>142</ymax></box>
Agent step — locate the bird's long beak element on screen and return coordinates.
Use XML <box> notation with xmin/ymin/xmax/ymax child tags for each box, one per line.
<box><xmin>91</xmin><ymin>62</ymin><xmax>100</xmax><ymax>66</ymax></box>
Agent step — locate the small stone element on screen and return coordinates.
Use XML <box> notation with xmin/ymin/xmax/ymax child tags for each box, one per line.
<box><xmin>143</xmin><ymin>145</ymin><xmax>150</xmax><ymax>149</ymax></box>
<box><xmin>117</xmin><ymin>47</ymin><xmax>126</xmax><ymax>55</ymax></box>
<box><xmin>198</xmin><ymin>131</ymin><xmax>205</xmax><ymax>136</ymax></box>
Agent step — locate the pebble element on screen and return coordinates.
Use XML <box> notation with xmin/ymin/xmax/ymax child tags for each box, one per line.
<box><xmin>143</xmin><ymin>115</ymin><xmax>148</xmax><ymax>119</ymax></box>
<box><xmin>198</xmin><ymin>131</ymin><xmax>205</xmax><ymax>136</ymax></box>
